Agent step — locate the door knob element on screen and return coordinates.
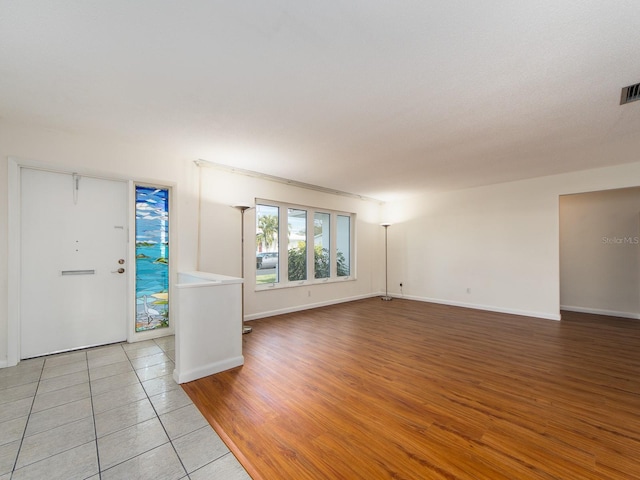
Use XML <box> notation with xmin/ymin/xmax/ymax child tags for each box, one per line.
<box><xmin>118</xmin><ymin>259</ymin><xmax>125</xmax><ymax>264</ymax></box>
<box><xmin>111</xmin><ymin>268</ymin><xmax>125</xmax><ymax>274</ymax></box>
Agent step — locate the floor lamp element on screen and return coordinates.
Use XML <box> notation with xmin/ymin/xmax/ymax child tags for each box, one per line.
<box><xmin>381</xmin><ymin>223</ymin><xmax>392</xmax><ymax>301</ymax></box>
<box><xmin>234</xmin><ymin>205</ymin><xmax>253</xmax><ymax>334</ymax></box>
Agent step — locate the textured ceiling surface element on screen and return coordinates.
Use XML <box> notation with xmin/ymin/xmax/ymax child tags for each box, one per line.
<box><xmin>2</xmin><ymin>1</ymin><xmax>640</xmax><ymax>200</ymax></box>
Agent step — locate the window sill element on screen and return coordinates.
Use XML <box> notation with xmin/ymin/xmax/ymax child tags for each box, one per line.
<box><xmin>254</xmin><ymin>275</ymin><xmax>355</xmax><ymax>292</ymax></box>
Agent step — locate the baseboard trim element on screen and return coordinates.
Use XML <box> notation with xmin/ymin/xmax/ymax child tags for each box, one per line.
<box><xmin>246</xmin><ymin>291</ymin><xmax>561</xmax><ymax>322</ymax></box>
<box><xmin>244</xmin><ymin>293</ymin><xmax>380</xmax><ymax>321</ymax></box>
<box><xmin>560</xmin><ymin>305</ymin><xmax>640</xmax><ymax>320</ymax></box>
<box><xmin>173</xmin><ymin>355</ymin><xmax>245</xmax><ymax>384</ymax></box>
<box><xmin>399</xmin><ymin>294</ymin><xmax>561</xmax><ymax>321</ymax></box>
<box><xmin>0</xmin><ymin>359</ymin><xmax>8</xmax><ymax>369</ymax></box>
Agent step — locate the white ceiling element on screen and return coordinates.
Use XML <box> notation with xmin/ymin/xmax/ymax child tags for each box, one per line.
<box><xmin>2</xmin><ymin>1</ymin><xmax>640</xmax><ymax>201</ymax></box>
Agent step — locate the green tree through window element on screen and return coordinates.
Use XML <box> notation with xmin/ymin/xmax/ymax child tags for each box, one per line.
<box><xmin>256</xmin><ymin>200</ymin><xmax>354</xmax><ymax>288</ymax></box>
<box><xmin>288</xmin><ymin>208</ymin><xmax>307</xmax><ymax>281</ymax></box>
<box><xmin>256</xmin><ymin>205</ymin><xmax>279</xmax><ymax>285</ymax></box>
<box><xmin>256</xmin><ymin>214</ymin><xmax>278</xmax><ymax>252</ymax></box>
<box><xmin>288</xmin><ymin>243</ymin><xmax>349</xmax><ymax>279</ymax></box>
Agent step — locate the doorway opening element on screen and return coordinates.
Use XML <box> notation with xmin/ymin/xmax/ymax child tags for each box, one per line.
<box><xmin>559</xmin><ymin>187</ymin><xmax>640</xmax><ymax>320</ymax></box>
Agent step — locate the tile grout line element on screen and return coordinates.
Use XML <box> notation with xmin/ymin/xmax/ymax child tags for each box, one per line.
<box><xmin>96</xmin><ymin>339</ymin><xmax>188</xmax><ymax>477</ymax></box>
<box><xmin>142</xmin><ymin>338</ymin><xmax>191</xmax><ymax>478</ymax></box>
<box><xmin>92</xmin><ymin>343</ymin><xmax>151</xmax><ymax>476</ymax></box>
<box><xmin>3</xmin><ymin>338</ymin><xmax>240</xmax><ymax>480</ymax></box>
<box><xmin>153</xmin><ymin>338</ymin><xmax>251</xmax><ymax>479</ymax></box>
<box><xmin>9</xmin><ymin>357</ymin><xmax>45</xmax><ymax>477</ymax></box>
<box><xmin>87</xmin><ymin>348</ymin><xmax>104</xmax><ymax>480</ymax></box>
<box><xmin>9</xmin><ymin>352</ymin><xmax>93</xmax><ymax>476</ymax></box>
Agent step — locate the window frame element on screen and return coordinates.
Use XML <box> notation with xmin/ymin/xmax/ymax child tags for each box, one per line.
<box><xmin>255</xmin><ymin>198</ymin><xmax>356</xmax><ymax>291</ymax></box>
<box><xmin>287</xmin><ymin>207</ymin><xmax>308</xmax><ymax>282</ymax></box>
<box><xmin>336</xmin><ymin>214</ymin><xmax>351</xmax><ymax>278</ymax></box>
<box><xmin>255</xmin><ymin>204</ymin><xmax>280</xmax><ymax>286</ymax></box>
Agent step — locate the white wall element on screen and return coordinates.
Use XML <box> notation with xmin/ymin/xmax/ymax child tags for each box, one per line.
<box><xmin>383</xmin><ymin>161</ymin><xmax>640</xmax><ymax>321</ymax></box>
<box><xmin>196</xmin><ymin>166</ymin><xmax>382</xmax><ymax>319</ymax></box>
<box><xmin>3</xmin><ymin>118</ymin><xmax>640</xmax><ymax>365</ymax></box>
<box><xmin>560</xmin><ymin>187</ymin><xmax>640</xmax><ymax>318</ymax></box>
<box><xmin>0</xmin><ymin>119</ymin><xmax>202</xmax><ymax>365</ymax></box>
<box><xmin>0</xmin><ymin>120</ymin><xmax>383</xmax><ymax>366</ymax></box>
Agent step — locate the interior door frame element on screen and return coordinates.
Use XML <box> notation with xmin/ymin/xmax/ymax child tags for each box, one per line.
<box><xmin>7</xmin><ymin>157</ymin><xmax>176</xmax><ymax>366</ymax></box>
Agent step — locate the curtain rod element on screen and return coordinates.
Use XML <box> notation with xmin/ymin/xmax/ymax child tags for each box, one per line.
<box><xmin>194</xmin><ymin>159</ymin><xmax>383</xmax><ymax>204</ymax></box>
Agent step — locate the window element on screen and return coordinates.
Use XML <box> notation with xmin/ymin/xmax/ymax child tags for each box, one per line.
<box><xmin>337</xmin><ymin>215</ymin><xmax>350</xmax><ymax>277</ymax></box>
<box><xmin>288</xmin><ymin>208</ymin><xmax>307</xmax><ymax>281</ymax></box>
<box><xmin>255</xmin><ymin>199</ymin><xmax>355</xmax><ymax>289</ymax></box>
<box><xmin>135</xmin><ymin>185</ymin><xmax>169</xmax><ymax>332</ymax></box>
<box><xmin>256</xmin><ymin>204</ymin><xmax>279</xmax><ymax>285</ymax></box>
<box><xmin>314</xmin><ymin>212</ymin><xmax>330</xmax><ymax>279</ymax></box>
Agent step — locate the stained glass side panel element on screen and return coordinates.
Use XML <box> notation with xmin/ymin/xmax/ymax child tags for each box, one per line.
<box><xmin>135</xmin><ymin>186</ymin><xmax>169</xmax><ymax>332</ymax></box>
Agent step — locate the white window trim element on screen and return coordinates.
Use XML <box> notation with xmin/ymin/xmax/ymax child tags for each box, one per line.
<box><xmin>255</xmin><ymin>199</ymin><xmax>356</xmax><ymax>291</ymax></box>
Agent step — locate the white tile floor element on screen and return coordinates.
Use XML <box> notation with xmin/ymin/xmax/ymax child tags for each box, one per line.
<box><xmin>0</xmin><ymin>336</ymin><xmax>252</xmax><ymax>480</ymax></box>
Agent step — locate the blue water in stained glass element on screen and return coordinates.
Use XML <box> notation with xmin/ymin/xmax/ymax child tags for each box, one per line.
<box><xmin>135</xmin><ymin>186</ymin><xmax>169</xmax><ymax>332</ymax></box>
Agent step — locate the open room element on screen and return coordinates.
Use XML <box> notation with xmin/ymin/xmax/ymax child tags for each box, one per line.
<box><xmin>2</xmin><ymin>2</ymin><xmax>640</xmax><ymax>479</ymax></box>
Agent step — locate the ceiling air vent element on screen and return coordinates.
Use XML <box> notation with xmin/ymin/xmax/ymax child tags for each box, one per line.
<box><xmin>620</xmin><ymin>82</ymin><xmax>640</xmax><ymax>105</ymax></box>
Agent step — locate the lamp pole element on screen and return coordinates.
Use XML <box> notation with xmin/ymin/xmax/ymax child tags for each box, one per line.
<box><xmin>381</xmin><ymin>223</ymin><xmax>392</xmax><ymax>301</ymax></box>
<box><xmin>235</xmin><ymin>205</ymin><xmax>252</xmax><ymax>334</ymax></box>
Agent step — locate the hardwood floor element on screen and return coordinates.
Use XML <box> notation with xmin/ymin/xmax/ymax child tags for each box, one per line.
<box><xmin>182</xmin><ymin>298</ymin><xmax>640</xmax><ymax>479</ymax></box>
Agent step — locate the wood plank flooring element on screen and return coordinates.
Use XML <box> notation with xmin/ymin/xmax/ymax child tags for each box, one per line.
<box><xmin>182</xmin><ymin>298</ymin><xmax>640</xmax><ymax>479</ymax></box>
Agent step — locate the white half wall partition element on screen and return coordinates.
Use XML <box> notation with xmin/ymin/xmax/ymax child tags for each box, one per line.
<box><xmin>173</xmin><ymin>271</ymin><xmax>244</xmax><ymax>384</ymax></box>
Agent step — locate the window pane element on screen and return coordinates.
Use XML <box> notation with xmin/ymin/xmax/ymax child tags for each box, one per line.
<box><xmin>135</xmin><ymin>186</ymin><xmax>169</xmax><ymax>332</ymax></box>
<box><xmin>337</xmin><ymin>215</ymin><xmax>350</xmax><ymax>277</ymax></box>
<box><xmin>288</xmin><ymin>208</ymin><xmax>307</xmax><ymax>281</ymax></box>
<box><xmin>256</xmin><ymin>204</ymin><xmax>279</xmax><ymax>285</ymax></box>
<box><xmin>314</xmin><ymin>212</ymin><xmax>330</xmax><ymax>279</ymax></box>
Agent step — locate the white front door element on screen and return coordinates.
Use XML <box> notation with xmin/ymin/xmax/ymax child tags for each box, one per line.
<box><xmin>20</xmin><ymin>168</ymin><xmax>129</xmax><ymax>358</ymax></box>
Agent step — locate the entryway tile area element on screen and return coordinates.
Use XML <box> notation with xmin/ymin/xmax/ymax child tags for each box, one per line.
<box><xmin>0</xmin><ymin>337</ymin><xmax>252</xmax><ymax>480</ymax></box>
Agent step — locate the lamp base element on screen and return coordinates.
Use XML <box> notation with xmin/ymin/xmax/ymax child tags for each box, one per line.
<box><xmin>243</xmin><ymin>325</ymin><xmax>253</xmax><ymax>334</ymax></box>
<box><xmin>381</xmin><ymin>296</ymin><xmax>393</xmax><ymax>301</ymax></box>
